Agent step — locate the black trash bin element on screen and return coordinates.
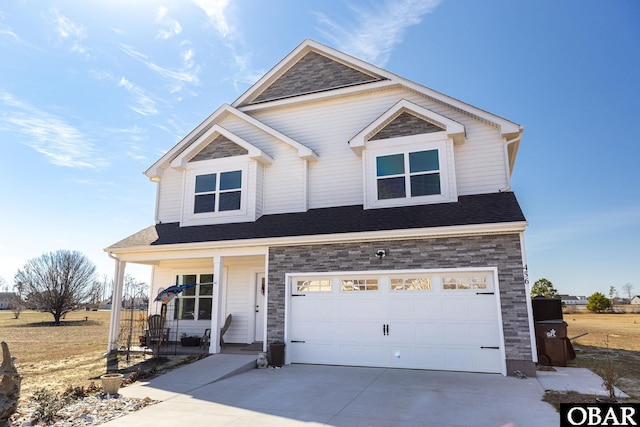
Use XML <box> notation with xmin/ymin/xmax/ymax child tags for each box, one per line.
<box><xmin>534</xmin><ymin>319</ymin><xmax>575</xmax><ymax>366</ymax></box>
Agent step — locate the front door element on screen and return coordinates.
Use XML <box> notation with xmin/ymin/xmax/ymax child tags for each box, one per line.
<box><xmin>254</xmin><ymin>273</ymin><xmax>265</xmax><ymax>342</ymax></box>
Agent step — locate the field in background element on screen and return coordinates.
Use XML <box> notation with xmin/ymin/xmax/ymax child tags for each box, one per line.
<box><xmin>563</xmin><ymin>312</ymin><xmax>640</xmax><ymax>398</ymax></box>
<box><xmin>0</xmin><ymin>310</ymin><xmax>110</xmax><ymax>396</ymax></box>
<box><xmin>565</xmin><ymin>312</ymin><xmax>640</xmax><ymax>351</ymax></box>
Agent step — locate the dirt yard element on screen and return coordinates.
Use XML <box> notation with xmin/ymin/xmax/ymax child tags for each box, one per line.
<box><xmin>0</xmin><ymin>310</ymin><xmax>112</xmax><ymax>396</ymax></box>
<box><xmin>563</xmin><ymin>312</ymin><xmax>640</xmax><ymax>399</ymax></box>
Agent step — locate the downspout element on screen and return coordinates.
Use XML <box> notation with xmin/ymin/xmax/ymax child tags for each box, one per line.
<box><xmin>501</xmin><ymin>134</ymin><xmax>522</xmax><ymax>192</ymax></box>
<box><xmin>106</xmin><ymin>252</ymin><xmax>125</xmax><ymax>357</ymax></box>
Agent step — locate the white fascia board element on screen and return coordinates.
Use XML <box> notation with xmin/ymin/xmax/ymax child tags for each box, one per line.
<box><xmin>108</xmin><ymin>246</ymin><xmax>270</xmax><ymax>264</ymax></box>
<box><xmin>397</xmin><ymin>80</ymin><xmax>523</xmax><ymax>137</ymax></box>
<box><xmin>349</xmin><ymin>99</ymin><xmax>466</xmax><ymax>153</ymax></box>
<box><xmin>170</xmin><ymin>124</ymin><xmax>273</xmax><ymax>169</ymax></box>
<box><xmin>107</xmin><ymin>221</ymin><xmax>528</xmax><ymax>261</ymax></box>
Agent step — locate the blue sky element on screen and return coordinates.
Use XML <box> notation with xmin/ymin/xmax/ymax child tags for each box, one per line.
<box><xmin>1</xmin><ymin>0</ymin><xmax>638</xmax><ymax>298</ymax></box>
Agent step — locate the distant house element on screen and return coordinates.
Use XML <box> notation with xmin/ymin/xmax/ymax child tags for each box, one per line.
<box><xmin>631</xmin><ymin>296</ymin><xmax>640</xmax><ymax>305</ymax></box>
<box><xmin>559</xmin><ymin>294</ymin><xmax>587</xmax><ymax>307</ymax></box>
<box><xmin>0</xmin><ymin>292</ymin><xmax>16</xmax><ymax>309</ymax></box>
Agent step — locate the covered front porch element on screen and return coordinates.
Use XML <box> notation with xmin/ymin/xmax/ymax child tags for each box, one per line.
<box><xmin>106</xmin><ymin>245</ymin><xmax>269</xmax><ymax>359</ymax></box>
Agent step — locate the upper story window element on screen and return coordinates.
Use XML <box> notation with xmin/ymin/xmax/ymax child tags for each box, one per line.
<box><xmin>194</xmin><ymin>170</ymin><xmax>242</xmax><ymax>213</ymax></box>
<box><xmin>182</xmin><ymin>159</ymin><xmax>250</xmax><ymax>225</ymax></box>
<box><xmin>376</xmin><ymin>149</ymin><xmax>440</xmax><ymax>200</ymax></box>
<box><xmin>364</xmin><ymin>137</ymin><xmax>454</xmax><ymax>209</ymax></box>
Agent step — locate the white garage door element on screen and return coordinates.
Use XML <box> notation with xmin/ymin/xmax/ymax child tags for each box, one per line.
<box><xmin>288</xmin><ymin>270</ymin><xmax>504</xmax><ymax>374</ymax></box>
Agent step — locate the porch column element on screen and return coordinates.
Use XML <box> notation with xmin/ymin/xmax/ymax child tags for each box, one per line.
<box><xmin>209</xmin><ymin>255</ymin><xmax>224</xmax><ymax>354</ymax></box>
<box><xmin>107</xmin><ymin>256</ymin><xmax>126</xmax><ymax>353</ymax></box>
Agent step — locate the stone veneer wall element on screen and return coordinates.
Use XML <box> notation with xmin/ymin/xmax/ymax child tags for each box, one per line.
<box><xmin>267</xmin><ymin>233</ymin><xmax>535</xmax><ymax>376</ymax></box>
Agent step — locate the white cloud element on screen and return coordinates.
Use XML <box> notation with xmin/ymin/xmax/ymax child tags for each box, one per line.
<box><xmin>118</xmin><ymin>77</ymin><xmax>159</xmax><ymax>116</ymax></box>
<box><xmin>156</xmin><ymin>6</ymin><xmax>182</xmax><ymax>40</ymax></box>
<box><xmin>316</xmin><ymin>0</ymin><xmax>442</xmax><ymax>66</ymax></box>
<box><xmin>120</xmin><ymin>43</ymin><xmax>200</xmax><ymax>94</ymax></box>
<box><xmin>192</xmin><ymin>0</ymin><xmax>232</xmax><ymax>38</ymax></box>
<box><xmin>49</xmin><ymin>8</ymin><xmax>90</xmax><ymax>57</ymax></box>
<box><xmin>0</xmin><ymin>92</ymin><xmax>108</xmax><ymax>169</ymax></box>
<box><xmin>0</xmin><ymin>13</ymin><xmax>44</xmax><ymax>50</ymax></box>
<box><xmin>0</xmin><ymin>27</ymin><xmax>20</xmax><ymax>43</ymax></box>
<box><xmin>105</xmin><ymin>126</ymin><xmax>150</xmax><ymax>162</ymax></box>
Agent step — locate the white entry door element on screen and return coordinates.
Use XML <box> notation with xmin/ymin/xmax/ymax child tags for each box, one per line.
<box><xmin>288</xmin><ymin>271</ymin><xmax>503</xmax><ymax>374</ymax></box>
<box><xmin>254</xmin><ymin>273</ymin><xmax>265</xmax><ymax>342</ymax></box>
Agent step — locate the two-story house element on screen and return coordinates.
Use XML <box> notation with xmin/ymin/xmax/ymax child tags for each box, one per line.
<box><xmin>106</xmin><ymin>39</ymin><xmax>536</xmax><ymax>377</ymax></box>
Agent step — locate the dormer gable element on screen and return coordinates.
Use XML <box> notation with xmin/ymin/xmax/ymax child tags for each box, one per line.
<box><xmin>190</xmin><ymin>135</ymin><xmax>248</xmax><ymax>162</ymax></box>
<box><xmin>370</xmin><ymin>111</ymin><xmax>445</xmax><ymax>140</ymax></box>
<box><xmin>145</xmin><ymin>104</ymin><xmax>316</xmax><ymax>181</ymax></box>
<box><xmin>349</xmin><ymin>99</ymin><xmax>466</xmax><ymax>155</ymax></box>
<box><xmin>170</xmin><ymin>124</ymin><xmax>273</xmax><ymax>171</ymax></box>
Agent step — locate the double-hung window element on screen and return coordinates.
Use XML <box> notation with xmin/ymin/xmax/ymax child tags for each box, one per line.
<box><xmin>376</xmin><ymin>149</ymin><xmax>440</xmax><ymax>200</ymax></box>
<box><xmin>174</xmin><ymin>274</ymin><xmax>213</xmax><ymax>320</ymax></box>
<box><xmin>194</xmin><ymin>170</ymin><xmax>242</xmax><ymax>213</ymax></box>
<box><xmin>365</xmin><ymin>137</ymin><xmax>453</xmax><ymax>209</ymax></box>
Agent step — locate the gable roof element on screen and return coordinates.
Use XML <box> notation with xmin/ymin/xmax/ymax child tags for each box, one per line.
<box><xmin>145</xmin><ymin>104</ymin><xmax>318</xmax><ymax>180</ymax></box>
<box><xmin>349</xmin><ymin>99</ymin><xmax>466</xmax><ymax>154</ymax></box>
<box><xmin>107</xmin><ymin>192</ymin><xmax>526</xmax><ymax>251</ymax></box>
<box><xmin>233</xmin><ymin>40</ymin><xmax>522</xmax><ymax>139</ymax></box>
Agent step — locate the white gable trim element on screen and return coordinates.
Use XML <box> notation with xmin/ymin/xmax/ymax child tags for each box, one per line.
<box><xmin>145</xmin><ymin>104</ymin><xmax>318</xmax><ymax>180</ymax></box>
<box><xmin>232</xmin><ymin>39</ymin><xmax>522</xmax><ymax>139</ymax></box>
<box><xmin>349</xmin><ymin>99</ymin><xmax>466</xmax><ymax>154</ymax></box>
<box><xmin>170</xmin><ymin>124</ymin><xmax>273</xmax><ymax>170</ymax></box>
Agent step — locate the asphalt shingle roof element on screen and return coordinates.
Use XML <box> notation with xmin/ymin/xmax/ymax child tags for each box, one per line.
<box><xmin>108</xmin><ymin>192</ymin><xmax>526</xmax><ymax>250</ymax></box>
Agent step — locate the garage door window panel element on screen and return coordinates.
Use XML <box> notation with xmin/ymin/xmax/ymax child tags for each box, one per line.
<box><xmin>341</xmin><ymin>279</ymin><xmax>378</xmax><ymax>291</ymax></box>
<box><xmin>391</xmin><ymin>277</ymin><xmax>432</xmax><ymax>291</ymax></box>
<box><xmin>296</xmin><ymin>280</ymin><xmax>332</xmax><ymax>292</ymax></box>
<box><xmin>443</xmin><ymin>276</ymin><xmax>487</xmax><ymax>290</ymax></box>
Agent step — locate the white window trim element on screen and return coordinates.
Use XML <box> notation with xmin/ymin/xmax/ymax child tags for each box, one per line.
<box><xmin>182</xmin><ymin>157</ymin><xmax>253</xmax><ymax>226</ymax></box>
<box><xmin>364</xmin><ymin>136</ymin><xmax>456</xmax><ymax>209</ymax></box>
<box><xmin>172</xmin><ymin>270</ymin><xmax>214</xmax><ymax>322</ymax></box>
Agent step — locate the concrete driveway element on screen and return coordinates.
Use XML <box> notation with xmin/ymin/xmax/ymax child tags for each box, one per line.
<box><xmin>104</xmin><ymin>354</ymin><xmax>562</xmax><ymax>426</ymax></box>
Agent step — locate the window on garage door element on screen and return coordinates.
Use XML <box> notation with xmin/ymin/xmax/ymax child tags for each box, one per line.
<box><xmin>341</xmin><ymin>278</ymin><xmax>378</xmax><ymax>291</ymax></box>
<box><xmin>390</xmin><ymin>277</ymin><xmax>432</xmax><ymax>291</ymax></box>
<box><xmin>442</xmin><ymin>275</ymin><xmax>488</xmax><ymax>290</ymax></box>
<box><xmin>295</xmin><ymin>279</ymin><xmax>331</xmax><ymax>292</ymax></box>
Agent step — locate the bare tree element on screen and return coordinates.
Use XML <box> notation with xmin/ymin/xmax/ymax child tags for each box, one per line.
<box><xmin>14</xmin><ymin>250</ymin><xmax>96</xmax><ymax>325</ymax></box>
<box><xmin>9</xmin><ymin>294</ymin><xmax>24</xmax><ymax>319</ymax></box>
<box><xmin>622</xmin><ymin>283</ymin><xmax>634</xmax><ymax>300</ymax></box>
